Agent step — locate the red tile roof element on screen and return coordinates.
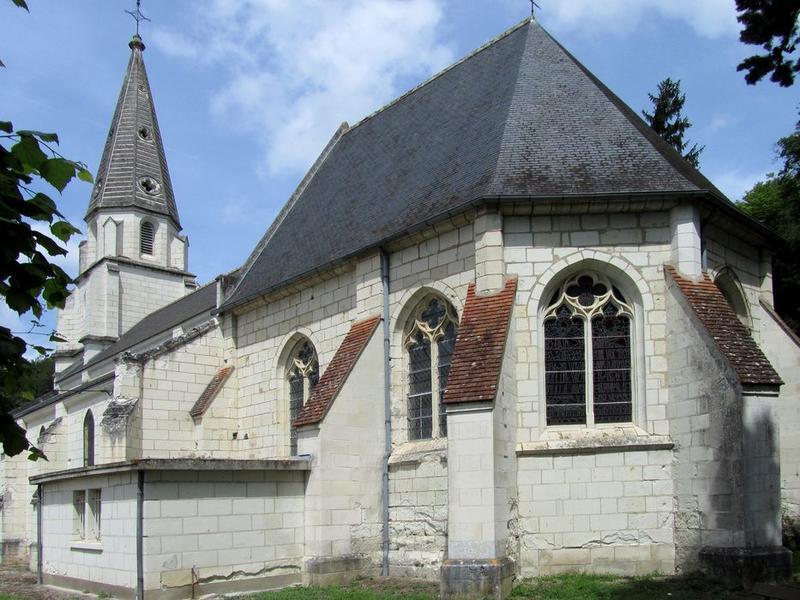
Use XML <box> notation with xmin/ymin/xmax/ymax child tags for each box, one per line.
<box><xmin>293</xmin><ymin>315</ymin><xmax>382</xmax><ymax>427</ymax></box>
<box><xmin>666</xmin><ymin>266</ymin><xmax>782</xmax><ymax>387</ymax></box>
<box><xmin>443</xmin><ymin>278</ymin><xmax>517</xmax><ymax>404</ymax></box>
<box><xmin>189</xmin><ymin>366</ymin><xmax>234</xmax><ymax>418</ymax></box>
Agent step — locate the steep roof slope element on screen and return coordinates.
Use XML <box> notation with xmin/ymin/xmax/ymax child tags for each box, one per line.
<box><xmin>55</xmin><ymin>282</ymin><xmax>216</xmax><ymax>383</ymax></box>
<box><xmin>222</xmin><ymin>19</ymin><xmax>726</xmax><ymax>311</ymax></box>
<box><xmin>86</xmin><ymin>35</ymin><xmax>181</xmax><ymax>227</ymax></box>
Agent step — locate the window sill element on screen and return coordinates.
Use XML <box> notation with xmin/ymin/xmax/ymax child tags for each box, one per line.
<box><xmin>388</xmin><ymin>437</ymin><xmax>447</xmax><ymax>466</ymax></box>
<box><xmin>517</xmin><ymin>426</ymin><xmax>673</xmax><ymax>457</ymax></box>
<box><xmin>70</xmin><ymin>541</ymin><xmax>103</xmax><ymax>552</ymax></box>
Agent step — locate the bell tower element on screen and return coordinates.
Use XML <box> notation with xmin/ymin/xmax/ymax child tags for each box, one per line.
<box><xmin>53</xmin><ymin>34</ymin><xmax>196</xmax><ymax>378</ymax></box>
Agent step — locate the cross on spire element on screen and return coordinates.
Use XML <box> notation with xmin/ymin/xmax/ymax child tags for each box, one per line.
<box><xmin>530</xmin><ymin>0</ymin><xmax>540</xmax><ymax>18</ymax></box>
<box><xmin>125</xmin><ymin>0</ymin><xmax>150</xmax><ymax>36</ymax></box>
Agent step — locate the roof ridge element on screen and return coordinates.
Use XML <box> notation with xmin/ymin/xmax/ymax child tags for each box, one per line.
<box><xmin>535</xmin><ymin>24</ymin><xmax>726</xmax><ymax>202</ymax></box>
<box><xmin>347</xmin><ymin>17</ymin><xmax>532</xmax><ymax>133</ymax></box>
<box><xmin>491</xmin><ymin>19</ymin><xmax>536</xmax><ymax>191</ymax></box>
<box><xmin>220</xmin><ymin>122</ymin><xmax>349</xmax><ymax>312</ymax></box>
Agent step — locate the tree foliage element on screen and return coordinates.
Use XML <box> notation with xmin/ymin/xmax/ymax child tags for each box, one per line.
<box><xmin>642</xmin><ymin>78</ymin><xmax>704</xmax><ymax>168</ymax></box>
<box><xmin>739</xmin><ymin>118</ymin><xmax>800</xmax><ymax>333</ymax></box>
<box><xmin>1</xmin><ymin>0</ymin><xmax>91</xmax><ymax>458</ymax></box>
<box><xmin>736</xmin><ymin>0</ymin><xmax>800</xmax><ymax>87</ymax></box>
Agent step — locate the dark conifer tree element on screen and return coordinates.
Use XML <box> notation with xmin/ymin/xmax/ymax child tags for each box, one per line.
<box><xmin>642</xmin><ymin>78</ymin><xmax>704</xmax><ymax>168</ymax></box>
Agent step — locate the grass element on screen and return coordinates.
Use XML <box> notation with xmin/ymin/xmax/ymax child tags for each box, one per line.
<box><xmin>0</xmin><ymin>594</ymin><xmax>31</xmax><ymax>600</ymax></box>
<box><xmin>510</xmin><ymin>573</ymin><xmax>751</xmax><ymax>599</ymax></box>
<box><xmin>242</xmin><ymin>573</ymin><xmax>755</xmax><ymax>600</ymax></box>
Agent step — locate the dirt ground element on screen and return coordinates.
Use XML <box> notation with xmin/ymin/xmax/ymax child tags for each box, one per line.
<box><xmin>0</xmin><ymin>568</ymin><xmax>87</xmax><ymax>600</ymax></box>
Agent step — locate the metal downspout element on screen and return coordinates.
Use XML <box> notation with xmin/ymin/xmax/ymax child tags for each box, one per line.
<box><xmin>136</xmin><ymin>470</ymin><xmax>144</xmax><ymax>600</ymax></box>
<box><xmin>36</xmin><ymin>484</ymin><xmax>43</xmax><ymax>584</ymax></box>
<box><xmin>380</xmin><ymin>249</ymin><xmax>392</xmax><ymax>576</ymax></box>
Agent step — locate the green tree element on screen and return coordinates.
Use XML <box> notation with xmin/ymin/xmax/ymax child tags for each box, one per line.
<box><xmin>1</xmin><ymin>0</ymin><xmax>91</xmax><ymax>458</ymax></box>
<box><xmin>739</xmin><ymin>119</ymin><xmax>800</xmax><ymax>333</ymax></box>
<box><xmin>736</xmin><ymin>0</ymin><xmax>800</xmax><ymax>87</ymax></box>
<box><xmin>642</xmin><ymin>78</ymin><xmax>704</xmax><ymax>168</ymax></box>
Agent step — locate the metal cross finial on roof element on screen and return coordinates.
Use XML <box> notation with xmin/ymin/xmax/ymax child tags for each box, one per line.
<box><xmin>125</xmin><ymin>0</ymin><xmax>150</xmax><ymax>36</ymax></box>
<box><xmin>530</xmin><ymin>0</ymin><xmax>540</xmax><ymax>18</ymax></box>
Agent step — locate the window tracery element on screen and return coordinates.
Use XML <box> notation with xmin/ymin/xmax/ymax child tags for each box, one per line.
<box><xmin>405</xmin><ymin>296</ymin><xmax>458</xmax><ymax>440</ymax></box>
<box><xmin>287</xmin><ymin>340</ymin><xmax>319</xmax><ymax>455</ymax></box>
<box><xmin>543</xmin><ymin>273</ymin><xmax>633</xmax><ymax>426</ymax></box>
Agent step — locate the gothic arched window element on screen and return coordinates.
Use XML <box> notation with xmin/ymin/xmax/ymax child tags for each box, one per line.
<box><xmin>140</xmin><ymin>220</ymin><xmax>154</xmax><ymax>255</ymax></box>
<box><xmin>287</xmin><ymin>339</ymin><xmax>319</xmax><ymax>455</ymax></box>
<box><xmin>543</xmin><ymin>273</ymin><xmax>633</xmax><ymax>426</ymax></box>
<box><xmin>83</xmin><ymin>410</ymin><xmax>95</xmax><ymax>467</ymax></box>
<box><xmin>405</xmin><ymin>296</ymin><xmax>458</xmax><ymax>440</ymax></box>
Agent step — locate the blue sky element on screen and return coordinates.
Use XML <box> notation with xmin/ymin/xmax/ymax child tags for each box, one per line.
<box><xmin>1</xmin><ymin>0</ymin><xmax>797</xmax><ymax>351</ymax></box>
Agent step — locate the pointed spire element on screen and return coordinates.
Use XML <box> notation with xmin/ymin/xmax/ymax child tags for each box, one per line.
<box><xmin>86</xmin><ymin>35</ymin><xmax>181</xmax><ymax>228</ymax></box>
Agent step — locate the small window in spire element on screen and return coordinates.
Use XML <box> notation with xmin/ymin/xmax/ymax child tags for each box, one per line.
<box><xmin>139</xmin><ymin>177</ymin><xmax>160</xmax><ymax>195</ymax></box>
<box><xmin>140</xmin><ymin>221</ymin><xmax>155</xmax><ymax>256</ymax></box>
<box><xmin>138</xmin><ymin>126</ymin><xmax>151</xmax><ymax>141</ymax></box>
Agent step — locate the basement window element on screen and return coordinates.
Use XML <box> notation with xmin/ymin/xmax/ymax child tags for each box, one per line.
<box><xmin>140</xmin><ymin>221</ymin><xmax>155</xmax><ymax>256</ymax></box>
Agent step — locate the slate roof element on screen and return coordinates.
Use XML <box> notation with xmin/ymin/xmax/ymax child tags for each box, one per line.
<box><xmin>55</xmin><ymin>282</ymin><xmax>217</xmax><ymax>383</ymax></box>
<box><xmin>190</xmin><ymin>366</ymin><xmax>234</xmax><ymax>418</ymax></box>
<box><xmin>667</xmin><ymin>267</ymin><xmax>782</xmax><ymax>387</ymax></box>
<box><xmin>222</xmin><ymin>18</ymin><xmax>731</xmax><ymax>311</ymax></box>
<box><xmin>294</xmin><ymin>315</ymin><xmax>381</xmax><ymax>427</ymax></box>
<box><xmin>86</xmin><ymin>35</ymin><xmax>181</xmax><ymax>227</ymax></box>
<box><xmin>443</xmin><ymin>279</ymin><xmax>517</xmax><ymax>404</ymax></box>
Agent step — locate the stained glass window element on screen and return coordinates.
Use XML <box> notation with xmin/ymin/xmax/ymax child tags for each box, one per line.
<box><xmin>544</xmin><ymin>273</ymin><xmax>633</xmax><ymax>426</ymax></box>
<box><xmin>288</xmin><ymin>340</ymin><xmax>318</xmax><ymax>455</ymax></box>
<box><xmin>405</xmin><ymin>296</ymin><xmax>458</xmax><ymax>440</ymax></box>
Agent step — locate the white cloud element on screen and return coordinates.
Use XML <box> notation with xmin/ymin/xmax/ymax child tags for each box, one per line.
<box><xmin>536</xmin><ymin>0</ymin><xmax>738</xmax><ymax>39</ymax></box>
<box><xmin>709</xmin><ymin>168</ymin><xmax>768</xmax><ymax>202</ymax></box>
<box><xmin>153</xmin><ymin>0</ymin><xmax>454</xmax><ymax>175</ymax></box>
<box><xmin>707</xmin><ymin>113</ymin><xmax>737</xmax><ymax>133</ymax></box>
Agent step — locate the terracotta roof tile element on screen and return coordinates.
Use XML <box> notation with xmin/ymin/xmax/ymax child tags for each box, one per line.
<box><xmin>666</xmin><ymin>266</ymin><xmax>782</xmax><ymax>387</ymax></box>
<box><xmin>294</xmin><ymin>315</ymin><xmax>381</xmax><ymax>427</ymax></box>
<box><xmin>443</xmin><ymin>278</ymin><xmax>517</xmax><ymax>404</ymax></box>
<box><xmin>189</xmin><ymin>366</ymin><xmax>234</xmax><ymax>418</ymax></box>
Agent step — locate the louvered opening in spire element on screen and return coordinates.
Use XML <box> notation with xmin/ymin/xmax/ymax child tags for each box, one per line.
<box><xmin>86</xmin><ymin>35</ymin><xmax>181</xmax><ymax>229</ymax></box>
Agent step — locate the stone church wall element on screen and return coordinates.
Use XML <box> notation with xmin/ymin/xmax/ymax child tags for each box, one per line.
<box><xmin>137</xmin><ymin>323</ymin><xmax>231</xmax><ymax>458</ymax></box>
<box><xmin>40</xmin><ymin>472</ymin><xmax>138</xmax><ymax>592</ymax></box>
<box><xmin>760</xmin><ymin>308</ymin><xmax>800</xmax><ymax>518</ymax></box>
<box><xmin>665</xmin><ymin>278</ymin><xmax>745</xmax><ymax>571</ymax></box>
<box><xmin>142</xmin><ymin>470</ymin><xmax>305</xmax><ymax>595</ymax></box>
<box><xmin>505</xmin><ymin>210</ymin><xmax>673</xmax><ymax>444</ymax></box>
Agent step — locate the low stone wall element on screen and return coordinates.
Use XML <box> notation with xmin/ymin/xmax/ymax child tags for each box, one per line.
<box><xmin>143</xmin><ymin>469</ymin><xmax>305</xmax><ymax>595</ymax></box>
<box><xmin>40</xmin><ymin>473</ymin><xmax>137</xmax><ymax>591</ymax></box>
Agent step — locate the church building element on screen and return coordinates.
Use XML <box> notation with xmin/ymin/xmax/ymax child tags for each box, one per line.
<box><xmin>2</xmin><ymin>17</ymin><xmax>800</xmax><ymax>600</ymax></box>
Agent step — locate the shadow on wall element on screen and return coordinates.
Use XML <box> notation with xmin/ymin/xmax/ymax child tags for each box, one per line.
<box><xmin>703</xmin><ymin>403</ymin><xmax>791</xmax><ymax>587</ymax></box>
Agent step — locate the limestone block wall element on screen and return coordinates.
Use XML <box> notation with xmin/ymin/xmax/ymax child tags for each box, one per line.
<box><xmin>299</xmin><ymin>331</ymin><xmax>385</xmax><ymax>574</ymax></box>
<box><xmin>666</xmin><ymin>279</ymin><xmax>745</xmax><ymax>571</ymax></box>
<box><xmin>387</xmin><ymin>451</ymin><xmax>448</xmax><ymax>578</ymax></box>
<box><xmin>759</xmin><ymin>309</ymin><xmax>800</xmax><ymax>516</ymax></box>
<box><xmin>516</xmin><ymin>449</ymin><xmax>674</xmax><ymax>576</ymax></box>
<box><xmin>137</xmin><ymin>324</ymin><xmax>231</xmax><ymax>458</ymax></box>
<box><xmin>505</xmin><ymin>211</ymin><xmax>672</xmax><ymax>444</ymax></box>
<box><xmin>40</xmin><ymin>473</ymin><xmax>138</xmax><ymax>591</ymax></box>
<box><xmin>704</xmin><ymin>223</ymin><xmax>765</xmax><ymax>335</ymax></box>
<box><xmin>142</xmin><ymin>470</ymin><xmax>305</xmax><ymax>592</ymax></box>
<box><xmin>118</xmin><ymin>263</ymin><xmax>190</xmax><ymax>336</ymax></box>
<box><xmin>234</xmin><ymin>269</ymin><xmax>357</xmax><ymax>458</ymax></box>
<box><xmin>388</xmin><ymin>219</ymin><xmax>474</xmax><ymax>446</ymax></box>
